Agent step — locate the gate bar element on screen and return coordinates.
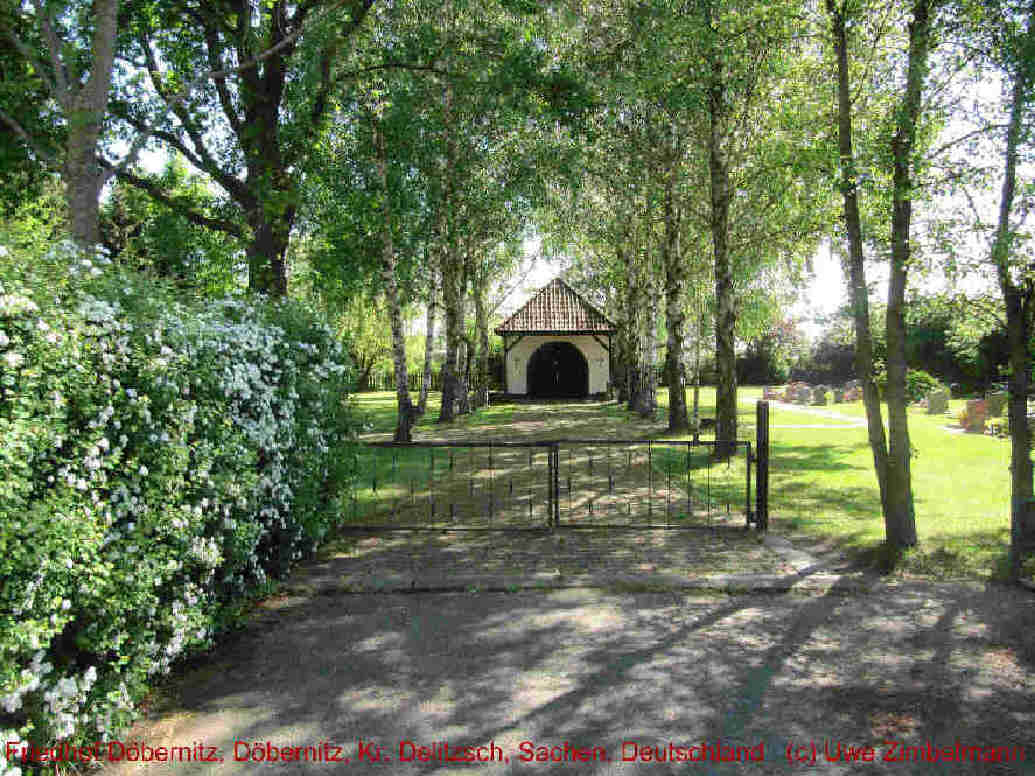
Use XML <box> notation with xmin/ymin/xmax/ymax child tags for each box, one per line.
<box><xmin>756</xmin><ymin>400</ymin><xmax>770</xmax><ymax>531</ymax></box>
<box><xmin>352</xmin><ymin>433</ymin><xmax>767</xmax><ymax>532</ymax></box>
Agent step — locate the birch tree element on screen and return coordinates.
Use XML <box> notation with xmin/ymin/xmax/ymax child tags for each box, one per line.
<box><xmin>825</xmin><ymin>0</ymin><xmax>946</xmax><ymax>548</ymax></box>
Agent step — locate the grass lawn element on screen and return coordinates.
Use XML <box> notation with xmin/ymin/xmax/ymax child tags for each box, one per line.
<box><xmin>349</xmin><ymin>387</ymin><xmax>1016</xmax><ymax>579</ymax></box>
<box><xmin>729</xmin><ymin>387</ymin><xmax>1012</xmax><ymax>579</ymax></box>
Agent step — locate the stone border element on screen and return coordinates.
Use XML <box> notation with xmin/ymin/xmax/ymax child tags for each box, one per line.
<box><xmin>328</xmin><ymin>571</ymin><xmax>869</xmax><ymax>595</ymax></box>
<box><xmin>292</xmin><ymin>532</ymin><xmax>876</xmax><ymax>596</ymax></box>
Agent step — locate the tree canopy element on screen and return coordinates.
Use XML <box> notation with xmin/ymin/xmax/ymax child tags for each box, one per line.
<box><xmin>2</xmin><ymin>0</ymin><xmax>1035</xmax><ymax>564</ymax></box>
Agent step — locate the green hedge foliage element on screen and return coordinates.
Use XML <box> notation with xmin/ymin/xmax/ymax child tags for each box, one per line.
<box><xmin>0</xmin><ymin>240</ymin><xmax>354</xmax><ymax>772</ymax></box>
<box><xmin>874</xmin><ymin>366</ymin><xmax>945</xmax><ymax>404</ymax></box>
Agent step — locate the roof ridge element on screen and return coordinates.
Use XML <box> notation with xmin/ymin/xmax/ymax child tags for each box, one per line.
<box><xmin>494</xmin><ymin>276</ymin><xmax>616</xmax><ymax>334</ymax></box>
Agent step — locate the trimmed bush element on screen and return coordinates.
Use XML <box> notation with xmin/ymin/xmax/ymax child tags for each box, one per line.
<box><xmin>0</xmin><ymin>240</ymin><xmax>354</xmax><ymax>769</ymax></box>
<box><xmin>875</xmin><ymin>367</ymin><xmax>944</xmax><ymax>403</ymax></box>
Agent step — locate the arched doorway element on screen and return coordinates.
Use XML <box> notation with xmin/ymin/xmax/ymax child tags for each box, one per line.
<box><xmin>526</xmin><ymin>342</ymin><xmax>589</xmax><ymax>398</ymax></box>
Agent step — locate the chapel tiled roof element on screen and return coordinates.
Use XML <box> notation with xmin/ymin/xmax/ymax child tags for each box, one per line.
<box><xmin>495</xmin><ymin>277</ymin><xmax>617</xmax><ymax>334</ymax></box>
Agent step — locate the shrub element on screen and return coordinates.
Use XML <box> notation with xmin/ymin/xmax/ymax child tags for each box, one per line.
<box><xmin>874</xmin><ymin>366</ymin><xmax>944</xmax><ymax>403</ymax></box>
<box><xmin>905</xmin><ymin>369</ymin><xmax>944</xmax><ymax>403</ymax></box>
<box><xmin>0</xmin><ymin>239</ymin><xmax>354</xmax><ymax>769</ymax></box>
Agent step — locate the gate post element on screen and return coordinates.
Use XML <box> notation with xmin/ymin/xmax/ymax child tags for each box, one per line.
<box><xmin>745</xmin><ymin>441</ymin><xmax>752</xmax><ymax>528</ymax></box>
<box><xmin>552</xmin><ymin>444</ymin><xmax>561</xmax><ymax>528</ymax></box>
<box><xmin>755</xmin><ymin>400</ymin><xmax>769</xmax><ymax>531</ymax></box>
<box><xmin>547</xmin><ymin>445</ymin><xmax>554</xmax><ymax>529</ymax></box>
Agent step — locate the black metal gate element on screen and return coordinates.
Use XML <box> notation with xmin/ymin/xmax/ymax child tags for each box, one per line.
<box><xmin>346</xmin><ymin>441</ymin><xmax>559</xmax><ymax>530</ymax></box>
<box><xmin>345</xmin><ymin>401</ymin><xmax>770</xmax><ymax>531</ymax></box>
<box><xmin>554</xmin><ymin>438</ymin><xmax>756</xmax><ymax>528</ymax></box>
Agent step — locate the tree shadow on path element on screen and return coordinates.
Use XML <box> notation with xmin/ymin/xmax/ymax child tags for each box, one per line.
<box><xmin>104</xmin><ymin>575</ymin><xmax>1035</xmax><ymax>776</ymax></box>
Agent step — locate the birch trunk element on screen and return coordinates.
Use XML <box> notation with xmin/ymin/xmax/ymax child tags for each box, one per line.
<box><xmin>417</xmin><ymin>255</ymin><xmax>438</xmax><ymax>416</ymax></box>
<box><xmin>884</xmin><ymin>0</ymin><xmax>936</xmax><ymax>547</ymax></box>
<box><xmin>710</xmin><ymin>83</ymin><xmax>737</xmax><ymax>455</ymax></box>
<box><xmin>627</xmin><ymin>219</ymin><xmax>652</xmax><ymax>416</ymax></box>
<box><xmin>456</xmin><ymin>252</ymin><xmax>472</xmax><ymax>415</ymax></box>
<box><xmin>638</xmin><ymin>238</ymin><xmax>659</xmax><ymax>418</ymax></box>
<box><xmin>692</xmin><ymin>312</ymin><xmax>703</xmax><ymax>437</ymax></box>
<box><xmin>375</xmin><ymin>122</ymin><xmax>415</xmax><ymax>442</ymax></box>
<box><xmin>439</xmin><ymin>238</ymin><xmax>462</xmax><ymax>422</ymax></box>
<box><xmin>625</xmin><ymin>243</ymin><xmax>641</xmax><ymax>412</ymax></box>
<box><xmin>614</xmin><ymin>245</ymin><xmax>633</xmax><ymax>404</ymax></box>
<box><xmin>663</xmin><ymin>167</ymin><xmax>689</xmax><ymax>432</ymax></box>
<box><xmin>989</xmin><ymin>9</ymin><xmax>1035</xmax><ymax>575</ymax></box>
<box><xmin>473</xmin><ymin>263</ymin><xmax>491</xmax><ymax>408</ymax></box>
<box><xmin>437</xmin><ymin>70</ymin><xmax>462</xmax><ymax>423</ymax></box>
<box><xmin>827</xmin><ymin>0</ymin><xmax>891</xmax><ymax>519</ymax></box>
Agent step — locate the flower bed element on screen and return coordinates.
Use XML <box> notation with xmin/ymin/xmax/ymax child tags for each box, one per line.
<box><xmin>0</xmin><ymin>241</ymin><xmax>355</xmax><ymax>769</ymax></box>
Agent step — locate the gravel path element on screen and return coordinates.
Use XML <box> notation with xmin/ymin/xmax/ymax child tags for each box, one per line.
<box><xmin>293</xmin><ymin>526</ymin><xmax>793</xmax><ymax>593</ymax></box>
<box><xmin>760</xmin><ymin>400</ymin><xmax>866</xmax><ymax>429</ymax></box>
<box><xmin>101</xmin><ymin>579</ymin><xmax>1035</xmax><ymax>775</ymax></box>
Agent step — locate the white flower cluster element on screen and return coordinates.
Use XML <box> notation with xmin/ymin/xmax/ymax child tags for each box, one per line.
<box><xmin>0</xmin><ymin>293</ymin><xmax>40</xmax><ymax>317</ymax></box>
<box><xmin>1</xmin><ymin>652</ymin><xmax>51</xmax><ymax>714</ymax></box>
<box><xmin>1</xmin><ymin>657</ymin><xmax>99</xmax><ymax>747</ymax></box>
<box><xmin>40</xmin><ymin>665</ymin><xmax>98</xmax><ymax>740</ymax></box>
<box><xmin>76</xmin><ymin>296</ymin><xmax>122</xmax><ymax>329</ymax></box>
<box><xmin>149</xmin><ymin>586</ymin><xmax>209</xmax><ymax>676</ymax></box>
<box><xmin>1</xmin><ymin>249</ymin><xmax>353</xmax><ymax>755</ymax></box>
<box><xmin>190</xmin><ymin>536</ymin><xmax>221</xmax><ymax>569</ymax></box>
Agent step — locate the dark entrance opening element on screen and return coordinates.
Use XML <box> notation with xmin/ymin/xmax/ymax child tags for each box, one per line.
<box><xmin>527</xmin><ymin>341</ymin><xmax>589</xmax><ymax>398</ymax></box>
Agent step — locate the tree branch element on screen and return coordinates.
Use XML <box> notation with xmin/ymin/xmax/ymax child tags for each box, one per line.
<box><xmin>204</xmin><ymin>28</ymin><xmax>242</xmax><ymax>136</ymax></box>
<box><xmin>336</xmin><ymin>60</ymin><xmax>452</xmax><ymax>81</ymax></box>
<box><xmin>102</xmin><ymin>161</ymin><xmax>248</xmax><ymax>239</ymax></box>
<box><xmin>33</xmin><ymin>0</ymin><xmax>68</xmax><ymax>100</ymax></box>
<box><xmin>139</xmin><ymin>30</ymin><xmax>235</xmax><ymax>189</ymax></box>
<box><xmin>108</xmin><ymin>103</ymin><xmax>251</xmax><ymax>204</ymax></box>
<box><xmin>489</xmin><ymin>261</ymin><xmax>538</xmax><ymax>316</ymax></box>
<box><xmin>960</xmin><ymin>185</ymin><xmax>987</xmax><ymax>232</ymax></box>
<box><xmin>305</xmin><ymin>0</ymin><xmax>377</xmax><ymax>145</ymax></box>
<box><xmin>125</xmin><ymin>0</ymin><xmax>357</xmax><ymax>138</ymax></box>
<box><xmin>102</xmin><ymin>129</ymin><xmax>150</xmax><ymax>184</ymax></box>
<box><xmin>2</xmin><ymin>27</ymin><xmax>56</xmax><ymax>94</ymax></box>
<box><xmin>924</xmin><ymin>124</ymin><xmax>1008</xmax><ymax>162</ymax></box>
<box><xmin>0</xmin><ymin>106</ymin><xmax>58</xmax><ymax>166</ymax></box>
<box><xmin>197</xmin><ymin>0</ymin><xmax>355</xmax><ymax>86</ymax></box>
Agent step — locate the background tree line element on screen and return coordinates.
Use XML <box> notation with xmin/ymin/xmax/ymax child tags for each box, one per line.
<box><xmin>3</xmin><ymin>0</ymin><xmax>1035</xmax><ymax>566</ymax></box>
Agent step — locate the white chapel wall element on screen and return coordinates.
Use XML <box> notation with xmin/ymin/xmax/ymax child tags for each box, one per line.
<box><xmin>506</xmin><ymin>335</ymin><xmax>609</xmax><ymax>395</ymax></box>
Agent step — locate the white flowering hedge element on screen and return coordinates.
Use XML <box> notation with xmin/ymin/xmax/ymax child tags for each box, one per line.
<box><xmin>0</xmin><ymin>241</ymin><xmax>354</xmax><ymax>772</ymax></box>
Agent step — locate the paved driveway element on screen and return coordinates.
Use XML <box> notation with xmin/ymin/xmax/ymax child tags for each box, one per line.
<box><xmin>100</xmin><ymin>546</ymin><xmax>1035</xmax><ymax>776</ymax></box>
